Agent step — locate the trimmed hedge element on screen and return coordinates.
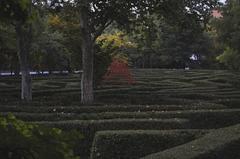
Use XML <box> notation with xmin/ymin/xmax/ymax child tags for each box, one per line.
<box><xmin>1</xmin><ymin>69</ymin><xmax>240</xmax><ymax>105</ymax></box>
<box><xmin>1</xmin><ymin>69</ymin><xmax>240</xmax><ymax>158</ymax></box>
<box><xmin>90</xmin><ymin>130</ymin><xmax>209</xmax><ymax>159</ymax></box>
<box><xmin>216</xmin><ymin>98</ymin><xmax>240</xmax><ymax>108</ymax></box>
<box><xmin>34</xmin><ymin>118</ymin><xmax>189</xmax><ymax>131</ymax></box>
<box><xmin>0</xmin><ymin>103</ymin><xmax>226</xmax><ymax>114</ymax></box>
<box><xmin>3</xmin><ymin>109</ymin><xmax>239</xmax><ymax>129</ymax></box>
<box><xmin>95</xmin><ymin>94</ymin><xmax>208</xmax><ymax>105</ymax></box>
<box><xmin>34</xmin><ymin>118</ymin><xmax>189</xmax><ymax>158</ymax></box>
<box><xmin>141</xmin><ymin>124</ymin><xmax>240</xmax><ymax>159</ymax></box>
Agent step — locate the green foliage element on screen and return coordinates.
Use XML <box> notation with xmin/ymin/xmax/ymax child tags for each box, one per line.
<box><xmin>48</xmin><ymin>12</ymin><xmax>82</xmax><ymax>71</ymax></box>
<box><xmin>131</xmin><ymin>13</ymin><xmax>216</xmax><ymax>68</ymax></box>
<box><xmin>30</xmin><ymin>13</ymin><xmax>71</xmax><ymax>73</ymax></box>
<box><xmin>94</xmin><ymin>31</ymin><xmax>136</xmax><ymax>86</ymax></box>
<box><xmin>0</xmin><ymin>22</ymin><xmax>18</xmax><ymax>71</ymax></box>
<box><xmin>0</xmin><ymin>68</ymin><xmax>240</xmax><ymax>158</ymax></box>
<box><xmin>94</xmin><ymin>46</ymin><xmax>112</xmax><ymax>87</ymax></box>
<box><xmin>91</xmin><ymin>130</ymin><xmax>207</xmax><ymax>159</ymax></box>
<box><xmin>0</xmin><ymin>114</ymin><xmax>81</xmax><ymax>159</ymax></box>
<box><xmin>0</xmin><ymin>0</ymin><xmax>221</xmax><ymax>74</ymax></box>
<box><xmin>0</xmin><ymin>0</ymin><xmax>31</xmax><ymax>22</ymax></box>
<box><xmin>97</xmin><ymin>31</ymin><xmax>136</xmax><ymax>60</ymax></box>
<box><xmin>214</xmin><ymin>0</ymin><xmax>240</xmax><ymax>70</ymax></box>
<box><xmin>217</xmin><ymin>47</ymin><xmax>240</xmax><ymax>70</ymax></box>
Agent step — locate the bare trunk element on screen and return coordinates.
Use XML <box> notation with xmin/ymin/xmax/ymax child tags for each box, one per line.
<box><xmin>16</xmin><ymin>22</ymin><xmax>32</xmax><ymax>102</ymax></box>
<box><xmin>21</xmin><ymin>68</ymin><xmax>32</xmax><ymax>101</ymax></box>
<box><xmin>142</xmin><ymin>56</ymin><xmax>145</xmax><ymax>68</ymax></box>
<box><xmin>13</xmin><ymin>53</ymin><xmax>20</xmax><ymax>76</ymax></box>
<box><xmin>67</xmin><ymin>59</ymin><xmax>72</xmax><ymax>73</ymax></box>
<box><xmin>80</xmin><ymin>3</ymin><xmax>94</xmax><ymax>104</ymax></box>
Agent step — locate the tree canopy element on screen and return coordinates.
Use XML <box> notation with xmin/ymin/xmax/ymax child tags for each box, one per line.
<box><xmin>215</xmin><ymin>0</ymin><xmax>240</xmax><ymax>70</ymax></box>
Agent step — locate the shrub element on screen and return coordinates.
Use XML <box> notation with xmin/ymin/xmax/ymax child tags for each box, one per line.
<box><xmin>90</xmin><ymin>130</ymin><xmax>208</xmax><ymax>159</ymax></box>
<box><xmin>94</xmin><ymin>45</ymin><xmax>112</xmax><ymax>87</ymax></box>
<box><xmin>217</xmin><ymin>47</ymin><xmax>240</xmax><ymax>71</ymax></box>
<box><xmin>35</xmin><ymin>118</ymin><xmax>189</xmax><ymax>158</ymax></box>
<box><xmin>94</xmin><ymin>31</ymin><xmax>137</xmax><ymax>86</ymax></box>
<box><xmin>0</xmin><ymin>114</ymin><xmax>82</xmax><ymax>159</ymax></box>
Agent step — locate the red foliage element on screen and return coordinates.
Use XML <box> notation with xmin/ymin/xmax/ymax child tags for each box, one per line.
<box><xmin>103</xmin><ymin>59</ymin><xmax>135</xmax><ymax>84</ymax></box>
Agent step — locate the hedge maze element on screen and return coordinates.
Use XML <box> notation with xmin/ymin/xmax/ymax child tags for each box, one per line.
<box><xmin>0</xmin><ymin>69</ymin><xmax>240</xmax><ymax>159</ymax></box>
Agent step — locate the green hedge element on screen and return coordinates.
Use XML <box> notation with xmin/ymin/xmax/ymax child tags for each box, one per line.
<box><xmin>3</xmin><ymin>109</ymin><xmax>239</xmax><ymax>129</ymax></box>
<box><xmin>141</xmin><ymin>124</ymin><xmax>240</xmax><ymax>159</ymax></box>
<box><xmin>90</xmin><ymin>130</ymin><xmax>209</xmax><ymax>159</ymax></box>
<box><xmin>216</xmin><ymin>98</ymin><xmax>240</xmax><ymax>108</ymax></box>
<box><xmin>34</xmin><ymin>118</ymin><xmax>189</xmax><ymax>158</ymax></box>
<box><xmin>1</xmin><ymin>69</ymin><xmax>239</xmax><ymax>105</ymax></box>
<box><xmin>95</xmin><ymin>94</ymin><xmax>202</xmax><ymax>105</ymax></box>
<box><xmin>34</xmin><ymin>118</ymin><xmax>189</xmax><ymax>131</ymax></box>
<box><xmin>0</xmin><ymin>103</ymin><xmax>226</xmax><ymax>114</ymax></box>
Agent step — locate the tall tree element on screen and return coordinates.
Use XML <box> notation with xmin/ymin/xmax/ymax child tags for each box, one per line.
<box><xmin>77</xmin><ymin>0</ymin><xmax>149</xmax><ymax>104</ymax></box>
<box><xmin>79</xmin><ymin>2</ymin><xmax>94</xmax><ymax>104</ymax></box>
<box><xmin>0</xmin><ymin>0</ymin><xmax>33</xmax><ymax>101</ymax></box>
<box><xmin>214</xmin><ymin>0</ymin><xmax>240</xmax><ymax>70</ymax></box>
<box><xmin>50</xmin><ymin>0</ymin><xmax>219</xmax><ymax>104</ymax></box>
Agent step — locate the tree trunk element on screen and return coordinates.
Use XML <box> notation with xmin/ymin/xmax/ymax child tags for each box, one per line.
<box><xmin>66</xmin><ymin>59</ymin><xmax>72</xmax><ymax>73</ymax></box>
<box><xmin>15</xmin><ymin>22</ymin><xmax>32</xmax><ymax>102</ymax></box>
<box><xmin>79</xmin><ymin>3</ymin><xmax>94</xmax><ymax>104</ymax></box>
<box><xmin>12</xmin><ymin>53</ymin><xmax>20</xmax><ymax>76</ymax></box>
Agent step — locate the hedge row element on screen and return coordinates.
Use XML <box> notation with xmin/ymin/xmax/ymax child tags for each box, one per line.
<box><xmin>141</xmin><ymin>124</ymin><xmax>240</xmax><ymax>159</ymax></box>
<box><xmin>0</xmin><ymin>88</ymin><xmax>81</xmax><ymax>96</ymax></box>
<box><xmin>1</xmin><ymin>109</ymin><xmax>239</xmax><ymax>127</ymax></box>
<box><xmin>215</xmin><ymin>98</ymin><xmax>240</xmax><ymax>108</ymax></box>
<box><xmin>0</xmin><ymin>103</ymin><xmax>226</xmax><ymax>114</ymax></box>
<box><xmin>34</xmin><ymin>118</ymin><xmax>189</xmax><ymax>131</ymax></box>
<box><xmin>34</xmin><ymin>118</ymin><xmax>189</xmax><ymax>158</ymax></box>
<box><xmin>95</xmin><ymin>94</ymin><xmax>206</xmax><ymax>105</ymax></box>
<box><xmin>90</xmin><ymin>129</ymin><xmax>209</xmax><ymax>159</ymax></box>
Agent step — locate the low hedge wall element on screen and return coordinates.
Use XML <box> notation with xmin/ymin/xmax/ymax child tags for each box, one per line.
<box><xmin>34</xmin><ymin>118</ymin><xmax>189</xmax><ymax>158</ymax></box>
<box><xmin>90</xmin><ymin>129</ymin><xmax>209</xmax><ymax>159</ymax></box>
<box><xmin>141</xmin><ymin>124</ymin><xmax>240</xmax><ymax>159</ymax></box>
<box><xmin>170</xmin><ymin>93</ymin><xmax>216</xmax><ymax>101</ymax></box>
<box><xmin>95</xmin><ymin>94</ymin><xmax>204</xmax><ymax>105</ymax></box>
<box><xmin>34</xmin><ymin>118</ymin><xmax>189</xmax><ymax>131</ymax></box>
<box><xmin>4</xmin><ymin>109</ymin><xmax>239</xmax><ymax>129</ymax></box>
<box><xmin>0</xmin><ymin>103</ymin><xmax>226</xmax><ymax>114</ymax></box>
<box><xmin>216</xmin><ymin>98</ymin><xmax>240</xmax><ymax>108</ymax></box>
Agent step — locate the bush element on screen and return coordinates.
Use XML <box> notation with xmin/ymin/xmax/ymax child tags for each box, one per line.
<box><xmin>217</xmin><ymin>47</ymin><xmax>240</xmax><ymax>71</ymax></box>
<box><xmin>94</xmin><ymin>45</ymin><xmax>112</xmax><ymax>87</ymax></box>
<box><xmin>94</xmin><ymin>31</ymin><xmax>137</xmax><ymax>87</ymax></box>
<box><xmin>90</xmin><ymin>130</ymin><xmax>208</xmax><ymax>159</ymax></box>
<box><xmin>0</xmin><ymin>114</ymin><xmax>82</xmax><ymax>159</ymax></box>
